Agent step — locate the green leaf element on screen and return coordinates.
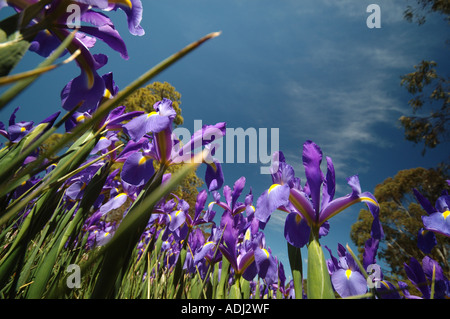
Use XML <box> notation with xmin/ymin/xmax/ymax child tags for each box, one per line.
<box><xmin>240</xmin><ymin>277</ymin><xmax>251</xmax><ymax>299</ymax></box>
<box><xmin>0</xmin><ymin>29</ymin><xmax>77</xmax><ymax>111</ymax></box>
<box><xmin>0</xmin><ymin>18</ymin><xmax>30</xmax><ymax>77</ymax></box>
<box><xmin>216</xmin><ymin>255</ymin><xmax>230</xmax><ymax>299</ymax></box>
<box><xmin>307</xmin><ymin>235</ymin><xmax>335</xmax><ymax>299</ymax></box>
<box><xmin>287</xmin><ymin>242</ymin><xmax>303</xmax><ymax>299</ymax></box>
<box><xmin>0</xmin><ymin>0</ymin><xmax>53</xmax><ymax>77</ymax></box>
<box><xmin>89</xmin><ymin>152</ymin><xmax>205</xmax><ymax>298</ymax></box>
<box><xmin>228</xmin><ymin>279</ymin><xmax>241</xmax><ymax>299</ymax></box>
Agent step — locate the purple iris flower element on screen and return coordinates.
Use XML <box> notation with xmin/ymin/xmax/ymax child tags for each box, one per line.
<box><xmin>255</xmin><ymin>151</ymin><xmax>293</xmax><ymax>224</ymax></box>
<box><xmin>417</xmin><ymin>228</ymin><xmax>437</xmax><ymax>254</ymax></box>
<box><xmin>105</xmin><ymin>0</ymin><xmax>145</xmax><ymax>36</ymax></box>
<box><xmin>0</xmin><ymin>107</ymin><xmax>34</xmax><ymax>143</ymax></box>
<box><xmin>252</xmin><ymin>232</ymin><xmax>278</xmax><ymax>286</ymax></box>
<box><xmin>211</xmin><ymin>177</ymin><xmax>248</xmax><ymax>216</ymax></box>
<box><xmin>167</xmin><ymin>199</ymin><xmax>189</xmax><ymax>233</ymax></box>
<box><xmin>256</xmin><ymin>142</ymin><xmax>382</xmax><ymax>248</ymax></box>
<box><xmin>184</xmin><ymin>228</ymin><xmax>207</xmax><ymax>274</ymax></box>
<box><xmin>218</xmin><ymin>211</ymin><xmax>257</xmax><ymax>281</ymax></box>
<box><xmin>413</xmin><ymin>188</ymin><xmax>450</xmax><ymax>238</ymax></box>
<box><xmin>326</xmin><ymin>244</ymin><xmax>368</xmax><ymax>298</ymax></box>
<box><xmin>4</xmin><ymin>1</ymin><xmax>141</xmax><ymax>112</ymax></box>
<box><xmin>121</xmin><ymin>99</ymin><xmax>226</xmax><ymax>190</ymax></box>
<box><xmin>123</xmin><ymin>98</ymin><xmax>176</xmax><ymax>143</ymax></box>
<box><xmin>60</xmin><ymin>52</ymin><xmax>109</xmax><ymax>112</ymax></box>
<box><xmin>362</xmin><ymin>237</ymin><xmax>379</xmax><ymax>270</ymax></box>
<box><xmin>98</xmin><ymin>180</ymin><xmax>137</xmax><ymax>217</ymax></box>
<box><xmin>120</xmin><ymin>145</ymin><xmax>155</xmax><ymax>187</ymax></box>
<box><xmin>402</xmin><ymin>256</ymin><xmax>449</xmax><ymax>299</ymax></box>
<box><xmin>64</xmin><ymin>161</ymin><xmax>105</xmax><ymax>201</ymax></box>
<box><xmin>290</xmin><ymin>141</ymin><xmax>381</xmax><ymax>235</ymax></box>
<box><xmin>204</xmin><ymin>157</ymin><xmax>224</xmax><ymax>192</ymax></box>
<box><xmin>193</xmin><ymin>224</ymin><xmax>223</xmax><ymax>266</ymax></box>
<box><xmin>185</xmin><ymin>190</ymin><xmax>216</xmax><ymax>230</ymax></box>
<box><xmin>86</xmin><ymin>222</ymin><xmax>116</xmax><ymax>248</ymax></box>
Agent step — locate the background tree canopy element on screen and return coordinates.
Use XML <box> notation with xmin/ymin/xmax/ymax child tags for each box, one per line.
<box><xmin>400</xmin><ymin>0</ymin><xmax>449</xmax><ymax>155</ymax></box>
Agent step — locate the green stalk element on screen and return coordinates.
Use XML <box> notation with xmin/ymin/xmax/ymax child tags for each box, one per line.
<box><xmin>229</xmin><ymin>275</ymin><xmax>241</xmax><ymax>299</ymax></box>
<box><xmin>216</xmin><ymin>256</ymin><xmax>230</xmax><ymax>299</ymax></box>
<box><xmin>306</xmin><ymin>229</ymin><xmax>335</xmax><ymax>299</ymax></box>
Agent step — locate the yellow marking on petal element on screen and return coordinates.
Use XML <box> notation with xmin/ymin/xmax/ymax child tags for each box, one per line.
<box><xmin>295</xmin><ymin>213</ymin><xmax>302</xmax><ymax>224</ymax></box>
<box><xmin>103</xmin><ymin>88</ymin><xmax>112</xmax><ymax>99</ymax></box>
<box><xmin>175</xmin><ymin>210</ymin><xmax>182</xmax><ymax>216</ymax></box>
<box><xmin>319</xmin><ymin>196</ymin><xmax>379</xmax><ymax>226</ymax></box>
<box><xmin>244</xmin><ymin>228</ymin><xmax>251</xmax><ymax>241</ymax></box>
<box><xmin>100</xmin><ymin>136</ymin><xmax>107</xmax><ymax>140</ymax></box>
<box><xmin>147</xmin><ymin>111</ymin><xmax>158</xmax><ymax>118</ymax></box>
<box><xmin>104</xmin><ymin>232</ymin><xmax>110</xmax><ymax>238</ymax></box>
<box><xmin>204</xmin><ymin>241</ymin><xmax>214</xmax><ymax>246</ymax></box>
<box><xmin>268</xmin><ymin>184</ymin><xmax>280</xmax><ymax>194</ymax></box>
<box><xmin>380</xmin><ymin>281</ymin><xmax>390</xmax><ymax>289</ymax></box>
<box><xmin>156</xmin><ymin>131</ymin><xmax>168</xmax><ymax>164</ymax></box>
<box><xmin>20</xmin><ymin>127</ymin><xmax>26</xmax><ymax>132</ymax></box>
<box><xmin>289</xmin><ymin>192</ymin><xmax>314</xmax><ymax>227</ymax></box>
<box><xmin>443</xmin><ymin>210</ymin><xmax>450</xmax><ymax>220</ymax></box>
<box><xmin>76</xmin><ymin>115</ymin><xmax>85</xmax><ymax>123</ymax></box>
<box><xmin>262</xmin><ymin>248</ymin><xmax>270</xmax><ymax>259</ymax></box>
<box><xmin>360</xmin><ymin>196</ymin><xmax>379</xmax><ymax>207</ymax></box>
<box><xmin>86</xmin><ymin>68</ymin><xmax>95</xmax><ymax>89</ymax></box>
<box><xmin>208</xmin><ymin>201</ymin><xmax>216</xmax><ymax>208</ymax></box>
<box><xmin>109</xmin><ymin>0</ymin><xmax>132</xmax><ymax>8</ymax></box>
<box><xmin>115</xmin><ymin>192</ymin><xmax>127</xmax><ymax>199</ymax></box>
<box><xmin>208</xmin><ymin>162</ymin><xmax>217</xmax><ymax>172</ymax></box>
<box><xmin>21</xmin><ymin>180</ymin><xmax>27</xmax><ymax>186</ymax></box>
<box><xmin>345</xmin><ymin>269</ymin><xmax>352</xmax><ymax>280</ymax></box>
<box><xmin>138</xmin><ymin>156</ymin><xmax>149</xmax><ymax>166</ymax></box>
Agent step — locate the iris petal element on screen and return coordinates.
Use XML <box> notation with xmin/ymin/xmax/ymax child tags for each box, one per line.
<box><xmin>120</xmin><ymin>152</ymin><xmax>154</xmax><ymax>186</ymax></box>
<box><xmin>302</xmin><ymin>140</ymin><xmax>324</xmax><ymax>214</ymax></box>
<box><xmin>331</xmin><ymin>269</ymin><xmax>367</xmax><ymax>298</ymax></box>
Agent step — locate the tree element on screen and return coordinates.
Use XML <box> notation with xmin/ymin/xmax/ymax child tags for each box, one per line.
<box><xmin>399</xmin><ymin>61</ymin><xmax>449</xmax><ymax>154</ymax></box>
<box><xmin>399</xmin><ymin>0</ymin><xmax>450</xmax><ymax>155</ymax></box>
<box><xmin>350</xmin><ymin>167</ymin><xmax>450</xmax><ymax>280</ymax></box>
<box><xmin>124</xmin><ymin>81</ymin><xmax>184</xmax><ymax>127</ymax></box>
<box><xmin>403</xmin><ymin>0</ymin><xmax>450</xmax><ymax>25</ymax></box>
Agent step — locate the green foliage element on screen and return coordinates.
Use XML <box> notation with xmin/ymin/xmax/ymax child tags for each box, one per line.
<box><xmin>0</xmin><ymin>25</ymin><xmax>221</xmax><ymax>299</ymax></box>
<box><xmin>399</xmin><ymin>60</ymin><xmax>449</xmax><ymax>153</ymax></box>
<box><xmin>404</xmin><ymin>0</ymin><xmax>450</xmax><ymax>25</ymax></box>
<box><xmin>306</xmin><ymin>232</ymin><xmax>335</xmax><ymax>299</ymax></box>
<box><xmin>350</xmin><ymin>167</ymin><xmax>450</xmax><ymax>280</ymax></box>
<box><xmin>400</xmin><ymin>2</ymin><xmax>449</xmax><ymax>154</ymax></box>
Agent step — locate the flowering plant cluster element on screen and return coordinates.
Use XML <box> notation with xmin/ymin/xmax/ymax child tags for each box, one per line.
<box><xmin>0</xmin><ymin>1</ymin><xmax>448</xmax><ymax>299</ymax></box>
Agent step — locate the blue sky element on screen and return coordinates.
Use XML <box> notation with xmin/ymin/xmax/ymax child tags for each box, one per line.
<box><xmin>1</xmin><ymin>1</ymin><xmax>449</xmax><ymax>279</ymax></box>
